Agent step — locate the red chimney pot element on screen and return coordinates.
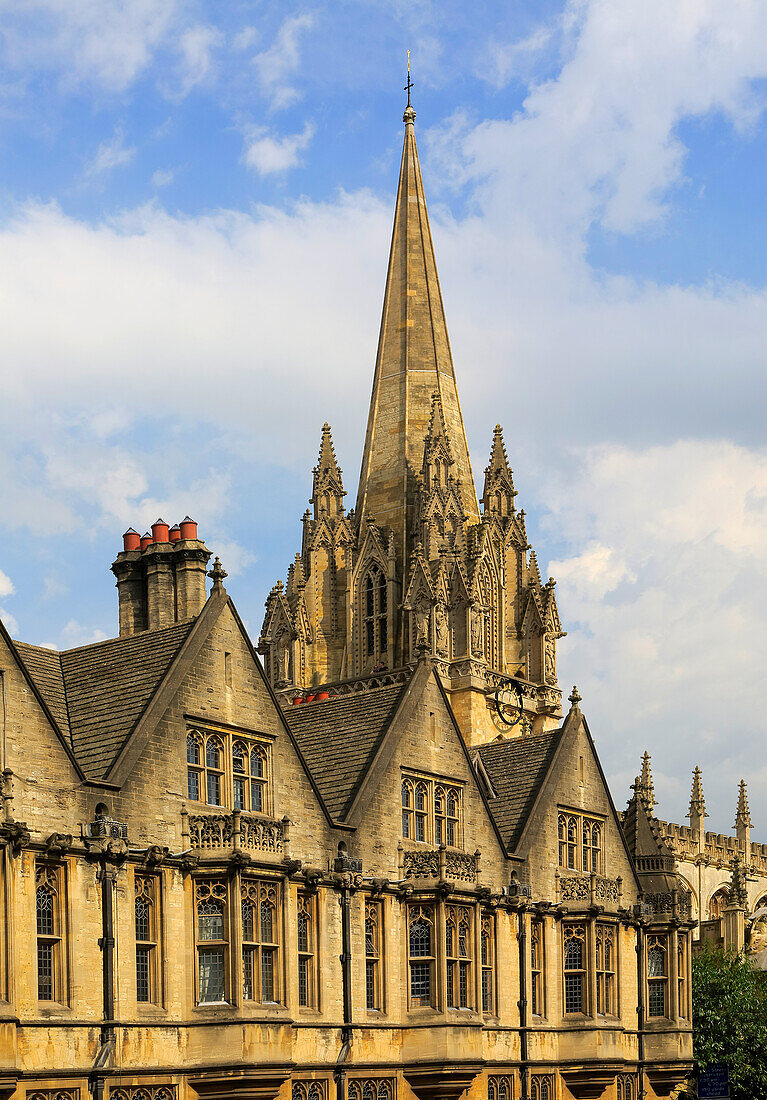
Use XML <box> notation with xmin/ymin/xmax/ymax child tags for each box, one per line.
<box><xmin>152</xmin><ymin>518</ymin><xmax>170</xmax><ymax>544</ymax></box>
<box><xmin>179</xmin><ymin>516</ymin><xmax>198</xmax><ymax>540</ymax></box>
<box><xmin>169</xmin><ymin>524</ymin><xmax>181</xmax><ymax>543</ymax></box>
<box><xmin>122</xmin><ymin>528</ymin><xmax>141</xmax><ymax>552</ymax></box>
<box><xmin>140</xmin><ymin>532</ymin><xmax>152</xmax><ymax>551</ymax></box>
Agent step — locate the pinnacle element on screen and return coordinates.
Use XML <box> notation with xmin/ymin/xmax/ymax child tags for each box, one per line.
<box><xmin>568</xmin><ymin>685</ymin><xmax>581</xmax><ymax>708</ymax></box>
<box><xmin>735</xmin><ymin>779</ymin><xmax>752</xmax><ymax>829</ymax></box>
<box><xmin>689</xmin><ymin>765</ymin><xmax>707</xmax><ymax>818</ymax></box>
<box><xmin>315</xmin><ymin>422</ymin><xmax>342</xmax><ymax>478</ymax></box>
<box><xmin>638</xmin><ymin>751</ymin><xmax>656</xmax><ymax>809</ymax></box>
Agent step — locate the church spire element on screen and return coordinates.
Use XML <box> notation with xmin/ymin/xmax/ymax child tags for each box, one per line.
<box><xmin>311</xmin><ymin>422</ymin><xmax>346</xmax><ymax>520</ymax></box>
<box><xmin>638</xmin><ymin>750</ymin><xmax>656</xmax><ymax>809</ymax></box>
<box><xmin>355</xmin><ymin>96</ymin><xmax>479</xmax><ymax>565</ymax></box>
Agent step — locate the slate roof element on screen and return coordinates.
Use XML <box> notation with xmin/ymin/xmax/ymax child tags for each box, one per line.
<box><xmin>14</xmin><ymin>622</ymin><xmax>194</xmax><ymax>781</ymax></box>
<box><xmin>283</xmin><ymin>682</ymin><xmax>408</xmax><ymax>821</ymax></box>
<box><xmin>477</xmin><ymin>729</ymin><xmax>563</xmax><ymax>852</ymax></box>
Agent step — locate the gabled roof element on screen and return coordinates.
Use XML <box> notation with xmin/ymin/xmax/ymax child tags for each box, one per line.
<box><xmin>477</xmin><ymin>730</ymin><xmax>563</xmax><ymax>852</ymax></box>
<box><xmin>16</xmin><ymin>621</ymin><xmax>194</xmax><ymax>781</ymax></box>
<box><xmin>283</xmin><ymin>680</ymin><xmax>408</xmax><ymax>821</ymax></box>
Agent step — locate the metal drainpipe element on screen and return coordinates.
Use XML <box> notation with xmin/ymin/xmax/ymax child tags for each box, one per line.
<box><xmin>517</xmin><ymin>908</ymin><xmax>530</xmax><ymax>1100</ymax></box>
<box><xmin>636</xmin><ymin>921</ymin><xmax>646</xmax><ymax>1100</ymax></box>
<box><xmin>335</xmin><ymin>877</ymin><xmax>354</xmax><ymax>1100</ymax></box>
<box><xmin>99</xmin><ymin>863</ymin><xmax>116</xmax><ymax>1043</ymax></box>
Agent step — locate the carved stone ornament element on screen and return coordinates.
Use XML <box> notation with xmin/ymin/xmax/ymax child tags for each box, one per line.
<box><xmin>45</xmin><ymin>832</ymin><xmax>73</xmax><ymax>856</ymax></box>
<box><xmin>434</xmin><ymin>603</ymin><xmax>449</xmax><ymax>656</ymax></box>
<box><xmin>0</xmin><ymin>820</ymin><xmax>31</xmax><ymax>855</ymax></box>
<box><xmin>85</xmin><ymin>836</ymin><xmax>129</xmax><ymax>864</ymax></box>
<box><xmin>470</xmin><ymin>608</ymin><xmax>484</xmax><ymax>658</ymax></box>
<box><xmin>179</xmin><ymin>852</ymin><xmax>200</xmax><ymax>874</ymax></box>
<box><xmin>143</xmin><ymin>844</ymin><xmax>170</xmax><ymax>867</ymax></box>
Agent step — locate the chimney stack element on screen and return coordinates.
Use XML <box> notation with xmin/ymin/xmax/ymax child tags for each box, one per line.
<box><xmin>111</xmin><ymin>517</ymin><xmax>212</xmax><ymax>637</ymax></box>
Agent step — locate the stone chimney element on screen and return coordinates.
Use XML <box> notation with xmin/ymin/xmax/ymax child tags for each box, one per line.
<box><xmin>111</xmin><ymin>518</ymin><xmax>212</xmax><ymax>637</ymax></box>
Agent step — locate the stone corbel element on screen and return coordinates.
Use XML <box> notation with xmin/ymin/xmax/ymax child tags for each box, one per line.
<box><xmin>45</xmin><ymin>832</ymin><xmax>73</xmax><ymax>856</ymax></box>
<box><xmin>85</xmin><ymin>837</ymin><xmax>129</xmax><ymax>864</ymax></box>
<box><xmin>179</xmin><ymin>852</ymin><xmax>200</xmax><ymax>874</ymax></box>
<box><xmin>302</xmin><ymin>867</ymin><xmax>323</xmax><ymax>893</ymax></box>
<box><xmin>229</xmin><ymin>849</ymin><xmax>251</xmax><ymax>870</ymax></box>
<box><xmin>143</xmin><ymin>845</ymin><xmax>170</xmax><ymax>867</ymax></box>
<box><xmin>0</xmin><ymin>820</ymin><xmax>31</xmax><ymax>855</ymax></box>
<box><xmin>369</xmin><ymin>876</ymin><xmax>390</xmax><ymax>896</ymax></box>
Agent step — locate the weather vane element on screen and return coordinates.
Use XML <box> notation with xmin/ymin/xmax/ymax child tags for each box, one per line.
<box><xmin>405</xmin><ymin>49</ymin><xmax>414</xmax><ymax>107</ymax></box>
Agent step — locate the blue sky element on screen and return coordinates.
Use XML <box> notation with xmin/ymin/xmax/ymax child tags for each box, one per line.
<box><xmin>1</xmin><ymin>0</ymin><xmax>767</xmax><ymax>830</ymax></box>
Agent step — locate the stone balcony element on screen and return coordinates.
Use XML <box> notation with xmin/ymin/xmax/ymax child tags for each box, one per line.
<box><xmin>556</xmin><ymin>871</ymin><xmax>623</xmax><ymax>907</ymax></box>
<box><xmin>400</xmin><ymin>844</ymin><xmax>480</xmax><ymax>884</ymax></box>
<box><xmin>183</xmin><ymin>809</ymin><xmax>287</xmax><ymax>855</ymax></box>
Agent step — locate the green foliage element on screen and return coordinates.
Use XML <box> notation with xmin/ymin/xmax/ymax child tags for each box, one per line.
<box><xmin>693</xmin><ymin>945</ymin><xmax>767</xmax><ymax>1099</ymax></box>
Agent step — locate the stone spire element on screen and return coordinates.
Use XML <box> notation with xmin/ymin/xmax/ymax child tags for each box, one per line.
<box><xmin>689</xmin><ymin>765</ymin><xmax>706</xmax><ymax>817</ymax></box>
<box><xmin>638</xmin><ymin>751</ymin><xmax>656</xmax><ymax>809</ymax></box>
<box><xmin>688</xmin><ymin>765</ymin><xmax>707</xmax><ymax>852</ymax></box>
<box><xmin>482</xmin><ymin>424</ymin><xmax>517</xmax><ymax>518</ymax></box>
<box><xmin>355</xmin><ymin>100</ymin><xmax>479</xmax><ymax>565</ymax></box>
<box><xmin>311</xmin><ymin>423</ymin><xmax>346</xmax><ymax>520</ymax></box>
<box><xmin>735</xmin><ymin>779</ymin><xmax>752</xmax><ymax>854</ymax></box>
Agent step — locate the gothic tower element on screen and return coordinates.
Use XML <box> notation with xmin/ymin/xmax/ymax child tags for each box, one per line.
<box><xmin>260</xmin><ymin>99</ymin><xmax>565</xmax><ymax>744</ymax></box>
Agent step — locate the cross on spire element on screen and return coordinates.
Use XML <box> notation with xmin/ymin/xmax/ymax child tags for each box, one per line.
<box><xmin>404</xmin><ymin>50</ymin><xmax>414</xmax><ymax>107</ymax></box>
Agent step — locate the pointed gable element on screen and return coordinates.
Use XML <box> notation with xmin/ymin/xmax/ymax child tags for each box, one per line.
<box><xmin>477</xmin><ymin>730</ymin><xmax>562</xmax><ymax>851</ymax></box>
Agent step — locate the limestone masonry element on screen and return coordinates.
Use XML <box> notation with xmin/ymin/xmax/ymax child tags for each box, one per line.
<box><xmin>0</xmin><ymin>96</ymin><xmax>762</xmax><ymax>1100</ymax></box>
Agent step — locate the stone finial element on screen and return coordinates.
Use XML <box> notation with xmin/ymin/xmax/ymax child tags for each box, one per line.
<box><xmin>638</xmin><ymin>751</ymin><xmax>656</xmax><ymax>809</ymax></box>
<box><xmin>729</xmin><ymin>853</ymin><xmax>748</xmax><ymax>908</ymax></box>
<box><xmin>688</xmin><ymin>765</ymin><xmax>707</xmax><ymax>818</ymax></box>
<box><xmin>735</xmin><ymin>779</ymin><xmax>752</xmax><ymax>829</ymax></box>
<box><xmin>207</xmin><ymin>557</ymin><xmax>228</xmax><ymax>593</ymax></box>
<box><xmin>568</xmin><ymin>685</ymin><xmax>581</xmax><ymax>709</ymax></box>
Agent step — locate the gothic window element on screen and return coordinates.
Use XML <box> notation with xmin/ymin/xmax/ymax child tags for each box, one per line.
<box><xmin>617</xmin><ymin>1076</ymin><xmax>635</xmax><ymax>1100</ymax></box>
<box><xmin>530</xmin><ymin>1076</ymin><xmax>554</xmax><ymax>1100</ymax></box>
<box><xmin>481</xmin><ymin>911</ymin><xmax>495</xmax><ymax>1015</ymax></box>
<box><xmin>36</xmin><ymin>864</ymin><xmax>64</xmax><ymax>1002</ymax></box>
<box><xmin>365</xmin><ymin>898</ymin><xmax>383</xmax><ymax>1011</ymax></box>
<box><xmin>363</xmin><ymin>565</ymin><xmax>388</xmax><ymax>664</ymax></box>
<box><xmin>708</xmin><ymin>888</ymin><xmax>729</xmax><ymax>921</ymax></box>
<box><xmin>530</xmin><ymin>918</ymin><xmax>544</xmax><ymax>1016</ymax></box>
<box><xmin>241</xmin><ymin>879</ymin><xmax>279</xmax><ymax>1003</ymax></box>
<box><xmin>297</xmin><ymin>891</ymin><xmax>317</xmax><ymax>1008</ymax></box>
<box><xmin>595</xmin><ymin>923</ymin><xmax>616</xmax><ymax>1015</ymax></box>
<box><xmin>563</xmin><ymin>924</ymin><xmax>586</xmax><ymax>1014</ymax></box>
<box><xmin>401</xmin><ymin>772</ymin><xmax>463</xmax><ymax>847</ymax></box>
<box><xmin>187</xmin><ymin>727</ymin><xmax>271</xmax><ymax>813</ymax></box>
<box><xmin>446</xmin><ymin>904</ymin><xmax>473</xmax><ymax>1009</ymax></box>
<box><xmin>233</xmin><ymin>741</ymin><xmax>269</xmax><ymax>813</ymax></box>
<box><xmin>135</xmin><ymin>873</ymin><xmax>159</xmax><ymax>1004</ymax></box>
<box><xmin>347</xmin><ymin>1081</ymin><xmax>394</xmax><ymax>1100</ymax></box>
<box><xmin>646</xmin><ymin>934</ymin><xmax>668</xmax><ymax>1018</ymax></box>
<box><xmin>487</xmin><ymin>1076</ymin><xmax>513</xmax><ymax>1100</ymax></box>
<box><xmin>292</xmin><ymin>1083</ymin><xmax>328</xmax><ymax>1100</ymax></box>
<box><xmin>582</xmin><ymin>821</ymin><xmax>602</xmax><ymax>873</ymax></box>
<box><xmin>677</xmin><ymin>934</ymin><xmax>687</xmax><ymax>1019</ymax></box>
<box><xmin>755</xmin><ymin>894</ymin><xmax>767</xmax><ymax>912</ymax></box>
<box><xmin>195</xmin><ymin>879</ymin><xmax>228</xmax><ymax>1004</ymax></box>
<box><xmin>558</xmin><ymin>812</ymin><xmax>603</xmax><ymax>873</ymax></box>
<box><xmin>408</xmin><ymin>905</ymin><xmax>435</xmax><ymax>1008</ymax></box>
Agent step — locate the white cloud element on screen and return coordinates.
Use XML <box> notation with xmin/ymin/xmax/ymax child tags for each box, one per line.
<box><xmin>544</xmin><ymin>441</ymin><xmax>767</xmax><ymax>827</ymax></box>
<box><xmin>486</xmin><ymin>26</ymin><xmax>553</xmax><ymax>89</ymax></box>
<box><xmin>254</xmin><ymin>12</ymin><xmax>315</xmax><ymax>109</ymax></box>
<box><xmin>151</xmin><ymin>168</ymin><xmax>175</xmax><ymax>188</ymax></box>
<box><xmin>0</xmin><ymin>569</ymin><xmax>14</xmax><ymax>599</ymax></box>
<box><xmin>45</xmin><ymin>619</ymin><xmax>109</xmax><ymax>651</ymax></box>
<box><xmin>242</xmin><ymin>122</ymin><xmax>315</xmax><ymax>175</ymax></box>
<box><xmin>0</xmin><ymin>609</ymin><xmax>19</xmax><ymax>637</ymax></box>
<box><xmin>175</xmin><ymin>23</ymin><xmax>223</xmax><ymax>97</ymax></box>
<box><xmin>86</xmin><ymin>128</ymin><xmax>136</xmax><ymax>177</ymax></box>
<box><xmin>0</xmin><ymin>0</ymin><xmax>182</xmax><ymax>93</ymax></box>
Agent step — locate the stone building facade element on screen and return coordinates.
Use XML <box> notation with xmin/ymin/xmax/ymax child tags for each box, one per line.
<box><xmin>0</xmin><ymin>100</ymin><xmax>704</xmax><ymax>1100</ymax></box>
<box><xmin>625</xmin><ymin>753</ymin><xmax>767</xmax><ymax>954</ymax></box>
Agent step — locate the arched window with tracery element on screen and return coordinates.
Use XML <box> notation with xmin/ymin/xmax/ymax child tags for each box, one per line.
<box><xmin>408</xmin><ymin>905</ymin><xmax>435</xmax><ymax>1008</ymax></box>
<box><xmin>563</xmin><ymin>924</ymin><xmax>586</xmax><ymax>1014</ymax></box>
<box><xmin>241</xmin><ymin>878</ymin><xmax>279</xmax><ymax>1003</ymax></box>
<box><xmin>363</xmin><ymin>564</ymin><xmax>388</xmax><ymax>666</ymax></box>
<box><xmin>708</xmin><ymin>888</ymin><xmax>730</xmax><ymax>921</ymax></box>
<box><xmin>646</xmin><ymin>934</ymin><xmax>668</xmax><ymax>1018</ymax></box>
<box><xmin>195</xmin><ymin>879</ymin><xmax>228</xmax><ymax>1004</ymax></box>
<box><xmin>435</xmin><ymin>785</ymin><xmax>461</xmax><ymax>847</ymax></box>
<box><xmin>477</xmin><ymin>563</ymin><xmax>496</xmax><ymax>668</ymax></box>
<box><xmin>36</xmin><ymin>864</ymin><xmax>63</xmax><ymax>1002</ymax></box>
<box><xmin>233</xmin><ymin>740</ymin><xmax>268</xmax><ymax>813</ymax></box>
<box><xmin>445</xmin><ymin>904</ymin><xmax>473</xmax><ymax>1009</ymax></box>
<box><xmin>558</xmin><ymin>814</ymin><xmax>577</xmax><ymax>870</ymax></box>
